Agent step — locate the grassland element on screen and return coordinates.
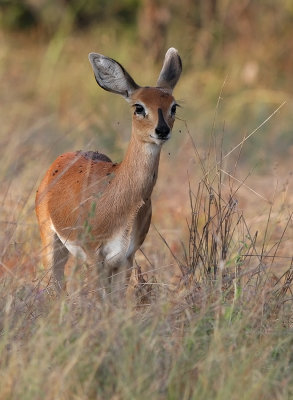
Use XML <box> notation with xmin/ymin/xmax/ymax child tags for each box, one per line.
<box><xmin>0</xmin><ymin>24</ymin><xmax>293</xmax><ymax>399</ymax></box>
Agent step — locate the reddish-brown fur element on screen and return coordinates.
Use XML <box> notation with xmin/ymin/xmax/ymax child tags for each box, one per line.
<box><xmin>35</xmin><ymin>49</ymin><xmax>182</xmax><ymax>297</ymax></box>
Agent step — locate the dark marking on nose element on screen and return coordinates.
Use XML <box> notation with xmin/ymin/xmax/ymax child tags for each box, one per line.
<box><xmin>155</xmin><ymin>108</ymin><xmax>170</xmax><ymax>138</ymax></box>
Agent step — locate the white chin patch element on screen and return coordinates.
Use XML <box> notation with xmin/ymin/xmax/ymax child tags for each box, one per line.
<box><xmin>150</xmin><ymin>134</ymin><xmax>170</xmax><ymax>145</ymax></box>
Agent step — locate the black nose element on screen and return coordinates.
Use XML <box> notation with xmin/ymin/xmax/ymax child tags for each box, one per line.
<box><xmin>156</xmin><ymin>108</ymin><xmax>170</xmax><ymax>138</ymax></box>
<box><xmin>155</xmin><ymin>125</ymin><xmax>170</xmax><ymax>137</ymax></box>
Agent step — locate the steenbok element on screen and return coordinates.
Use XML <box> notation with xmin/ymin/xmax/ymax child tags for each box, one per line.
<box><xmin>35</xmin><ymin>47</ymin><xmax>182</xmax><ymax>297</ymax></box>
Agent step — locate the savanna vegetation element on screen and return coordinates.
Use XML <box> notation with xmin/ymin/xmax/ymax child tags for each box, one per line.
<box><xmin>0</xmin><ymin>1</ymin><xmax>293</xmax><ymax>399</ymax></box>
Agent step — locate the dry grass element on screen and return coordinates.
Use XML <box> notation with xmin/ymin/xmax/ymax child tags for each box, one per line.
<box><xmin>1</xmin><ymin>27</ymin><xmax>293</xmax><ymax>399</ymax></box>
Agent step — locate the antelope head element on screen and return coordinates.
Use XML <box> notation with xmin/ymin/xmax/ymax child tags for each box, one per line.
<box><xmin>88</xmin><ymin>48</ymin><xmax>182</xmax><ymax>146</ymax></box>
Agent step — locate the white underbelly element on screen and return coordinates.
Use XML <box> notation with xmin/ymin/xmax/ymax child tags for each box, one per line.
<box><xmin>51</xmin><ymin>221</ymin><xmax>87</xmax><ymax>261</ymax></box>
<box><xmin>102</xmin><ymin>231</ymin><xmax>137</xmax><ymax>264</ymax></box>
<box><xmin>51</xmin><ymin>221</ymin><xmax>139</xmax><ymax>265</ymax></box>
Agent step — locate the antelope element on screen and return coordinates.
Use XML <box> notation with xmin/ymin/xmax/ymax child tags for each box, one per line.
<box><xmin>35</xmin><ymin>47</ymin><xmax>182</xmax><ymax>297</ymax></box>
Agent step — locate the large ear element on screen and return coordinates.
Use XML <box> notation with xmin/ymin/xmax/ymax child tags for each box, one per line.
<box><xmin>156</xmin><ymin>48</ymin><xmax>182</xmax><ymax>92</ymax></box>
<box><xmin>88</xmin><ymin>53</ymin><xmax>139</xmax><ymax>99</ymax></box>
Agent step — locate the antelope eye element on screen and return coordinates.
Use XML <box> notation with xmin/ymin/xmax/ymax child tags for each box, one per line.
<box><xmin>171</xmin><ymin>104</ymin><xmax>177</xmax><ymax>116</ymax></box>
<box><xmin>134</xmin><ymin>104</ymin><xmax>146</xmax><ymax>116</ymax></box>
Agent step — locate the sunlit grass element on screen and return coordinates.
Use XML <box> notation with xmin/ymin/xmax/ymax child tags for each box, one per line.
<box><xmin>0</xmin><ymin>27</ymin><xmax>293</xmax><ymax>399</ymax></box>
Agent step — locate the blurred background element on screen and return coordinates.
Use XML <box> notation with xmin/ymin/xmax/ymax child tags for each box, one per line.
<box><xmin>1</xmin><ymin>0</ymin><xmax>293</xmax><ymax>157</ymax></box>
<box><xmin>0</xmin><ymin>0</ymin><xmax>292</xmax><ymax>275</ymax></box>
<box><xmin>1</xmin><ymin>4</ymin><xmax>293</xmax><ymax>396</ymax></box>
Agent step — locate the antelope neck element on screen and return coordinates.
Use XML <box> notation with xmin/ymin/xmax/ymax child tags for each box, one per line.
<box><xmin>117</xmin><ymin>135</ymin><xmax>161</xmax><ymax>200</ymax></box>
